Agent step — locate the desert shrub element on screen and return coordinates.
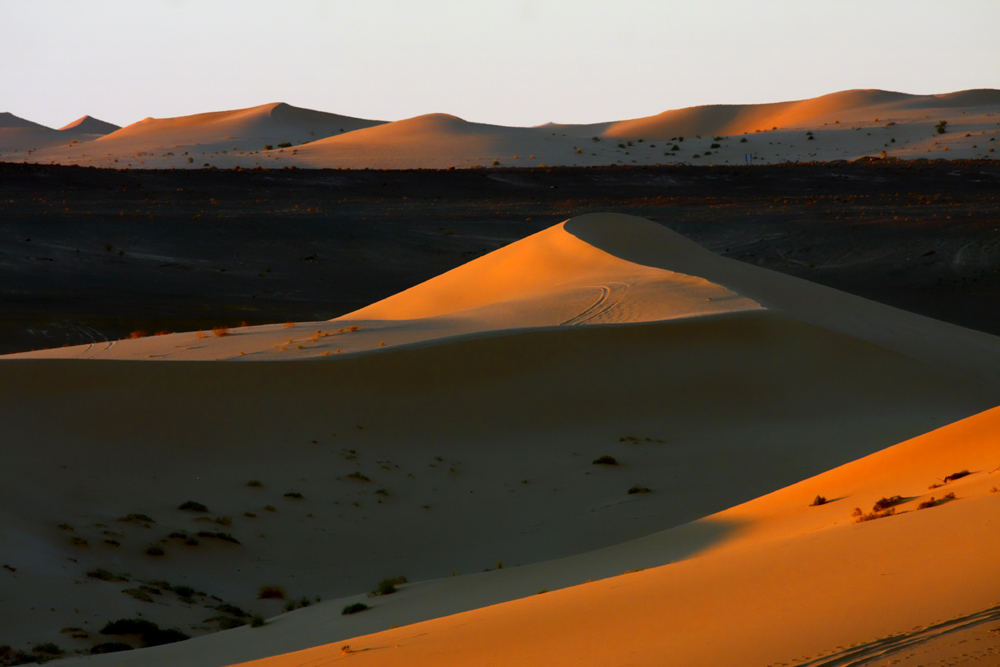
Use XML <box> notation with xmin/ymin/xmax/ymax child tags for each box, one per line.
<box><xmin>145</xmin><ymin>546</ymin><xmax>165</xmax><ymax>556</ymax></box>
<box><xmin>671</xmin><ymin>144</ymin><xmax>680</xmax><ymax>151</ymax></box>
<box><xmin>264</xmin><ymin>505</ymin><xmax>276</xmax><ymax>512</ymax></box>
<box><xmin>347</xmin><ymin>472</ymin><xmax>370</xmax><ymax>482</ymax></box>
<box><xmin>943</xmin><ymin>470</ymin><xmax>970</xmax><ymax>483</ymax></box>
<box><xmin>627</xmin><ymin>485</ymin><xmax>651</xmax><ymax>494</ymax></box>
<box><xmin>196</xmin><ymin>531</ymin><xmax>240</xmax><ymax>544</ymax></box>
<box><xmin>178</xmin><ymin>501</ymin><xmax>208</xmax><ymax>512</ymax></box>
<box><xmin>87</xmin><ymin>569</ymin><xmax>129</xmax><ymax>582</ymax></box>
<box><xmin>90</xmin><ymin>642</ymin><xmax>133</xmax><ymax>654</ymax></box>
<box><xmin>212</xmin><ymin>326</ymin><xmax>230</xmax><ymax>337</ymax></box>
<box><xmin>100</xmin><ymin>619</ymin><xmax>189</xmax><ymax>647</ymax></box>
<box><xmin>187</xmin><ymin>157</ymin><xmax>193</xmax><ymax>163</ymax></box>
<box><xmin>258</xmin><ymin>585</ymin><xmax>286</xmax><ymax>599</ymax></box>
<box><xmin>342</xmin><ymin>602</ymin><xmax>368</xmax><ymax>615</ymax></box>
<box><xmin>918</xmin><ymin>492</ymin><xmax>956</xmax><ymax>510</ymax></box>
<box><xmin>32</xmin><ymin>643</ymin><xmax>62</xmax><ymax>656</ymax></box>
<box><xmin>872</xmin><ymin>495</ymin><xmax>905</xmax><ymax>512</ymax></box>
<box><xmin>214</xmin><ymin>516</ymin><xmax>232</xmax><ymax>526</ymax></box>
<box><xmin>172</xmin><ymin>585</ymin><xmax>196</xmax><ymax>598</ymax></box>
<box><xmin>123</xmin><ymin>588</ymin><xmax>153</xmax><ymax>602</ymax></box>
<box><xmin>283</xmin><ymin>599</ymin><xmax>297</xmax><ymax>612</ymax></box>
<box><xmin>71</xmin><ymin>537</ymin><xmax>89</xmax><ymax>546</ymax></box>
<box><xmin>710</xmin><ymin>143</ymin><xmax>721</xmax><ymax>149</ymax></box>
<box><xmin>592</xmin><ymin>455</ymin><xmax>618</xmax><ymax>466</ymax></box>
<box><xmin>105</xmin><ymin>539</ymin><xmax>120</xmax><ymax>546</ymax></box>
<box><xmin>935</xmin><ymin>120</ymin><xmax>948</xmax><ymax>134</ymax></box>
<box><xmin>264</xmin><ymin>144</ymin><xmax>273</xmax><ymax>150</ymax></box>
<box><xmin>492</xmin><ymin>160</ymin><xmax>500</xmax><ymax>166</ymax></box>
<box><xmin>856</xmin><ymin>507</ymin><xmax>896</xmax><ymax>523</ymax></box>
<box><xmin>250</xmin><ymin>615</ymin><xmax>266</xmax><ymax>627</ymax></box>
<box><xmin>277</xmin><ymin>142</ymin><xmax>292</xmax><ymax>148</ymax></box>
<box><xmin>810</xmin><ymin>495</ymin><xmax>827</xmax><ymax>506</ymax></box>
<box><xmin>373</xmin><ymin>576</ymin><xmax>407</xmax><ymax>596</ymax></box>
<box><xmin>215</xmin><ymin>603</ymin><xmax>249</xmax><ymax>617</ymax></box>
<box><xmin>283</xmin><ymin>492</ymin><xmax>303</xmax><ymax>499</ymax></box>
<box><xmin>118</xmin><ymin>513</ymin><xmax>155</xmax><ymax>524</ymax></box>
<box><xmin>128</xmin><ymin>330</ymin><xmax>148</xmax><ymax>339</ymax></box>
<box><xmin>375</xmin><ymin>488</ymin><xmax>389</xmax><ymax>496</ymax></box>
<box><xmin>247</xmin><ymin>480</ymin><xmax>263</xmax><ymax>487</ymax></box>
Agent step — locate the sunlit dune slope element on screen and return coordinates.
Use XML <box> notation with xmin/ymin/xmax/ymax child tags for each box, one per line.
<box><xmin>562</xmin><ymin>88</ymin><xmax>1000</xmax><ymax>139</ymax></box>
<box><xmin>234</xmin><ymin>403</ymin><xmax>1000</xmax><ymax>667</ymax></box>
<box><xmin>287</xmin><ymin>113</ymin><xmax>578</xmax><ymax>169</ymax></box>
<box><xmin>94</xmin><ymin>102</ymin><xmax>384</xmax><ymax>153</ymax></box>
<box><xmin>58</xmin><ymin>115</ymin><xmax>120</xmax><ymax>134</ymax></box>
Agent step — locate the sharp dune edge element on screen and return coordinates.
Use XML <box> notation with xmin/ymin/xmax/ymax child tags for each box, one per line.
<box><xmin>5</xmin><ymin>214</ymin><xmax>1000</xmax><ymax>666</ymax></box>
<box><xmin>3</xmin><ymin>88</ymin><xmax>1000</xmax><ymax>168</ymax></box>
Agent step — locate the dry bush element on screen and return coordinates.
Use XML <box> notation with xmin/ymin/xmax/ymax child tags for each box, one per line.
<box><xmin>872</xmin><ymin>495</ymin><xmax>905</xmax><ymax>512</ymax></box>
<box><xmin>810</xmin><ymin>495</ymin><xmax>827</xmax><ymax>506</ymax></box>
<box><xmin>917</xmin><ymin>492</ymin><xmax>956</xmax><ymax>510</ymax></box>
<box><xmin>943</xmin><ymin>470</ymin><xmax>971</xmax><ymax>483</ymax></box>
<box><xmin>592</xmin><ymin>455</ymin><xmax>618</xmax><ymax>466</ymax></box>
<box><xmin>213</xmin><ymin>326</ymin><xmax>230</xmax><ymax>337</ymax></box>
<box><xmin>127</xmin><ymin>330</ymin><xmax>148</xmax><ymax>339</ymax></box>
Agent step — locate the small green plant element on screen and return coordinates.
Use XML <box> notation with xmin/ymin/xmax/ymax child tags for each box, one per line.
<box><xmin>342</xmin><ymin>602</ymin><xmax>368</xmax><ymax>615</ymax></box>
<box><xmin>492</xmin><ymin>160</ymin><xmax>500</xmax><ymax>166</ymax></box>
<box><xmin>810</xmin><ymin>495</ymin><xmax>827</xmax><ymax>506</ymax></box>
<box><xmin>935</xmin><ymin>120</ymin><xmax>948</xmax><ymax>134</ymax></box>
<box><xmin>627</xmin><ymin>485</ymin><xmax>651</xmax><ymax>494</ymax></box>
<box><xmin>283</xmin><ymin>600</ymin><xmax>297</xmax><ymax>612</ymax></box>
<box><xmin>177</xmin><ymin>501</ymin><xmax>208</xmax><ymax>512</ymax></box>
<box><xmin>372</xmin><ymin>576</ymin><xmax>407</xmax><ymax>596</ymax></box>
<box><xmin>250</xmin><ymin>615</ymin><xmax>266</xmax><ymax>627</ymax></box>
<box><xmin>740</xmin><ymin>137</ymin><xmax>747</xmax><ymax>143</ymax></box>
<box><xmin>710</xmin><ymin>143</ymin><xmax>721</xmax><ymax>149</ymax></box>
<box><xmin>258</xmin><ymin>585</ymin><xmax>286</xmax><ymax>599</ymax></box>
<box><xmin>592</xmin><ymin>455</ymin><xmax>618</xmax><ymax>466</ymax></box>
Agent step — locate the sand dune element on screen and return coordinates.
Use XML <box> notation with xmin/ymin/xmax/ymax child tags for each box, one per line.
<box><xmin>5</xmin><ymin>214</ymin><xmax>1000</xmax><ymax>664</ymax></box>
<box><xmin>58</xmin><ymin>115</ymin><xmax>120</xmax><ymax>135</ymax></box>
<box><xmin>7</xmin><ymin>88</ymin><xmax>998</xmax><ymax>169</ymax></box>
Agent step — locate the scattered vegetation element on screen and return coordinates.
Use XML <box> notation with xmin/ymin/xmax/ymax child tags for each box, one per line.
<box><xmin>872</xmin><ymin>496</ymin><xmax>906</xmax><ymax>512</ymax></box>
<box><xmin>342</xmin><ymin>602</ymin><xmax>368</xmax><ymax>615</ymax></box>
<box><xmin>177</xmin><ymin>501</ymin><xmax>208</xmax><ymax>512</ymax></box>
<box><xmin>592</xmin><ymin>455</ymin><xmax>618</xmax><ymax>466</ymax></box>
<box><xmin>917</xmin><ymin>492</ymin><xmax>956</xmax><ymax>510</ymax></box>
<box><xmin>86</xmin><ymin>568</ymin><xmax>129</xmax><ymax>582</ymax></box>
<box><xmin>258</xmin><ymin>585</ymin><xmax>286</xmax><ymax>599</ymax></box>
<box><xmin>853</xmin><ymin>507</ymin><xmax>896</xmax><ymax>522</ymax></box>
<box><xmin>943</xmin><ymin>470</ymin><xmax>971</xmax><ymax>483</ymax></box>
<box><xmin>810</xmin><ymin>495</ymin><xmax>828</xmax><ymax>507</ymax></box>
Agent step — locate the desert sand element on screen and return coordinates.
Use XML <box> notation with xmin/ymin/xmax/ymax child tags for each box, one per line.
<box><xmin>3</xmin><ymin>89</ymin><xmax>999</xmax><ymax>170</ymax></box>
<box><xmin>2</xmin><ymin>213</ymin><xmax>1000</xmax><ymax>666</ymax></box>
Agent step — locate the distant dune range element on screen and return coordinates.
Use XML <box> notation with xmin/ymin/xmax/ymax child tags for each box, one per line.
<box><xmin>4</xmin><ymin>214</ymin><xmax>1000</xmax><ymax>665</ymax></box>
<box><xmin>4</xmin><ymin>88</ymin><xmax>1000</xmax><ymax>169</ymax></box>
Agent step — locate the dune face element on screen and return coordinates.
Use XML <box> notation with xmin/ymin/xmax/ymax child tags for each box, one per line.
<box><xmin>58</xmin><ymin>115</ymin><xmax>120</xmax><ymax>135</ymax></box>
<box><xmin>5</xmin><ymin>88</ymin><xmax>998</xmax><ymax>168</ymax></box>
<box><xmin>4</xmin><ymin>214</ymin><xmax>1000</xmax><ymax>665</ymax></box>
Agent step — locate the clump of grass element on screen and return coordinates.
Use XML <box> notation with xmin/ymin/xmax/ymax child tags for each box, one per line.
<box><xmin>853</xmin><ymin>507</ymin><xmax>896</xmax><ymax>523</ymax></box>
<box><xmin>250</xmin><ymin>615</ymin><xmax>266</xmax><ymax>627</ymax></box>
<box><xmin>258</xmin><ymin>585</ymin><xmax>286</xmax><ymax>599</ymax></box>
<box><xmin>196</xmin><ymin>531</ymin><xmax>240</xmax><ymax>544</ymax></box>
<box><xmin>123</xmin><ymin>588</ymin><xmax>153</xmax><ymax>602</ymax></box>
<box><xmin>872</xmin><ymin>496</ymin><xmax>906</xmax><ymax>512</ymax></box>
<box><xmin>212</xmin><ymin>326</ymin><xmax>230</xmax><ymax>337</ymax></box>
<box><xmin>145</xmin><ymin>545</ymin><xmax>165</xmax><ymax>556</ymax></box>
<box><xmin>371</xmin><ymin>576</ymin><xmax>407</xmax><ymax>597</ymax></box>
<box><xmin>264</xmin><ymin>144</ymin><xmax>273</xmax><ymax>151</ymax></box>
<box><xmin>810</xmin><ymin>495</ymin><xmax>828</xmax><ymax>506</ymax></box>
<box><xmin>118</xmin><ymin>513</ymin><xmax>155</xmax><ymax>524</ymax></box>
<box><xmin>943</xmin><ymin>470</ymin><xmax>971</xmax><ymax>483</ymax></box>
<box><xmin>918</xmin><ymin>492</ymin><xmax>956</xmax><ymax>510</ymax></box>
<box><xmin>347</xmin><ymin>471</ymin><xmax>370</xmax><ymax>482</ymax></box>
<box><xmin>87</xmin><ymin>568</ymin><xmax>129</xmax><ymax>582</ymax></box>
<box><xmin>32</xmin><ymin>643</ymin><xmax>63</xmax><ymax>656</ymax></box>
<box><xmin>177</xmin><ymin>501</ymin><xmax>208</xmax><ymax>512</ymax></box>
<box><xmin>283</xmin><ymin>492</ymin><xmax>303</xmax><ymax>499</ymax></box>
<box><xmin>592</xmin><ymin>455</ymin><xmax>618</xmax><ymax>466</ymax></box>
<box><xmin>627</xmin><ymin>485</ymin><xmax>651</xmax><ymax>495</ymax></box>
<box><xmin>342</xmin><ymin>602</ymin><xmax>368</xmax><ymax>615</ymax></box>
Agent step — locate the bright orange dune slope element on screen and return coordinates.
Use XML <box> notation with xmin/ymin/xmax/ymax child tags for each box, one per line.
<box><xmin>240</xmin><ymin>403</ymin><xmax>1000</xmax><ymax>667</ymax></box>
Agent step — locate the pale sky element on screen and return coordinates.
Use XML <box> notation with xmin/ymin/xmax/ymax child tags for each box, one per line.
<box><xmin>3</xmin><ymin>0</ymin><xmax>998</xmax><ymax>129</ymax></box>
